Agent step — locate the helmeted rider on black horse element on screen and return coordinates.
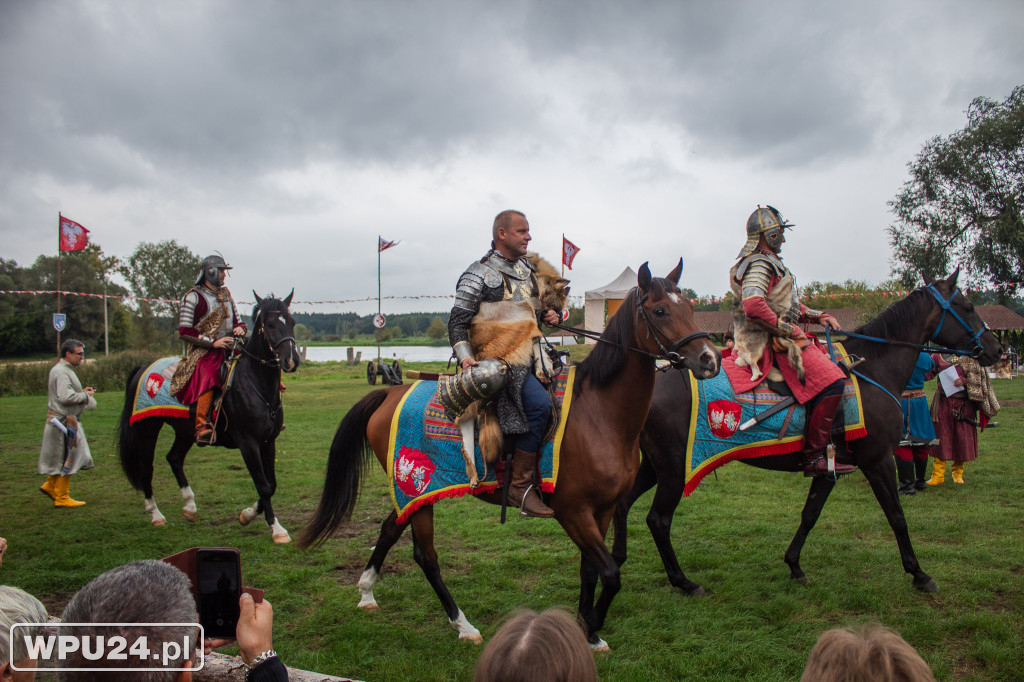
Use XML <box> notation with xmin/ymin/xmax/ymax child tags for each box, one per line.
<box><xmin>729</xmin><ymin>206</ymin><xmax>857</xmax><ymax>477</ymax></box>
<box><xmin>447</xmin><ymin>210</ymin><xmax>562</xmax><ymax>517</ymax></box>
<box><xmin>170</xmin><ymin>255</ymin><xmax>247</xmax><ymax>445</ymax></box>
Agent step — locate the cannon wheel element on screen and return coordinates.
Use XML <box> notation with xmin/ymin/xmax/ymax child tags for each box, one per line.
<box><xmin>367</xmin><ymin>361</ymin><xmax>377</xmax><ymax>385</ymax></box>
<box><xmin>391</xmin><ymin>360</ymin><xmax>403</xmax><ymax>384</ymax></box>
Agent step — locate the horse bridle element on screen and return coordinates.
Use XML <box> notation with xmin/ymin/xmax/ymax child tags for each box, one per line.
<box><xmin>633</xmin><ymin>290</ymin><xmax>710</xmax><ymax>368</ymax></box>
<box><xmin>242</xmin><ymin>307</ymin><xmax>297</xmax><ymax>369</ymax></box>
<box><xmin>827</xmin><ymin>284</ymin><xmax>988</xmax><ymax>359</ymax></box>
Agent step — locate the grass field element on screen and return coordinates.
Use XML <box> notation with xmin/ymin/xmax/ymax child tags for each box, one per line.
<box><xmin>1</xmin><ymin>359</ymin><xmax>1021</xmax><ymax>681</ymax></box>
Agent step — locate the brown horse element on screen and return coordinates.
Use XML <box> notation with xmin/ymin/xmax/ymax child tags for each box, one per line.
<box><xmin>298</xmin><ymin>261</ymin><xmax>721</xmax><ymax>649</ymax></box>
<box><xmin>612</xmin><ymin>270</ymin><xmax>1002</xmax><ymax>594</ymax></box>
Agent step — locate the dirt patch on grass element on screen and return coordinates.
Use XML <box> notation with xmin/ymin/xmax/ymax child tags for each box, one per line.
<box><xmin>35</xmin><ymin>590</ymin><xmax>77</xmax><ymax>617</ymax></box>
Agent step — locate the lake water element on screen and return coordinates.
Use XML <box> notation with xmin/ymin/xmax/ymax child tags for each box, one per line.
<box><xmin>303</xmin><ymin>340</ymin><xmax>570</xmax><ymax>364</ymax></box>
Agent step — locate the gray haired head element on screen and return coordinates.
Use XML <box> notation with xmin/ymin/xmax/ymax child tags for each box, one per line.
<box><xmin>0</xmin><ymin>585</ymin><xmax>48</xmax><ymax>666</ymax></box>
<box><xmin>60</xmin><ymin>338</ymin><xmax>84</xmax><ymax>359</ymax></box>
<box><xmin>60</xmin><ymin>561</ymin><xmax>198</xmax><ymax>682</ymax></box>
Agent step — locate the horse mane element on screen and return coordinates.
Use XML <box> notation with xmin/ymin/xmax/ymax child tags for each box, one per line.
<box><xmin>853</xmin><ymin>287</ymin><xmax>931</xmax><ymax>341</ymax></box>
<box><xmin>575</xmin><ymin>277</ymin><xmax>674</xmax><ymax>390</ymax></box>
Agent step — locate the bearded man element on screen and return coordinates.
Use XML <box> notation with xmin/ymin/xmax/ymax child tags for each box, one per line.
<box><xmin>729</xmin><ymin>206</ymin><xmax>856</xmax><ymax>477</ymax></box>
<box><xmin>170</xmin><ymin>255</ymin><xmax>247</xmax><ymax>444</ymax></box>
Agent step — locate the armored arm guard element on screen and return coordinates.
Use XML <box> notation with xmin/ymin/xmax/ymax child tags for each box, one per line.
<box><xmin>739</xmin><ymin>259</ymin><xmax>799</xmax><ymax>337</ymax></box>
<box><xmin>448</xmin><ymin>260</ymin><xmax>502</xmax><ymax>362</ymax></box>
<box><xmin>178</xmin><ymin>290</ymin><xmax>216</xmax><ymax>348</ymax></box>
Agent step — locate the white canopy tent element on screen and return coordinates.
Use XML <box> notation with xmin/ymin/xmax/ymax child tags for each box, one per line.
<box><xmin>583</xmin><ymin>267</ymin><xmax>637</xmax><ymax>345</ymax></box>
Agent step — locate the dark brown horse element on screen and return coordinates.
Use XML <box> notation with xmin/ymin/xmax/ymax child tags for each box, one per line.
<box><xmin>298</xmin><ymin>261</ymin><xmax>721</xmax><ymax>649</ymax></box>
<box><xmin>613</xmin><ymin>270</ymin><xmax>1002</xmax><ymax>594</ymax></box>
<box><xmin>117</xmin><ymin>292</ymin><xmax>301</xmax><ymax>542</ymax></box>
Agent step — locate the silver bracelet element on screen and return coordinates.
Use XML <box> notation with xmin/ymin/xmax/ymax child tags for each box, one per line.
<box><xmin>244</xmin><ymin>649</ymin><xmax>277</xmax><ymax>681</ymax></box>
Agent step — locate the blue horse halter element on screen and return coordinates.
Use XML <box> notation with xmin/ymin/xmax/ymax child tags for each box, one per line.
<box><xmin>824</xmin><ymin>283</ymin><xmax>989</xmax><ymax>408</ymax></box>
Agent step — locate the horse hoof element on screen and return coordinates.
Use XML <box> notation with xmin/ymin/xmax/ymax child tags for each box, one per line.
<box><xmin>460</xmin><ymin>633</ymin><xmax>484</xmax><ymax>645</ymax></box>
<box><xmin>914</xmin><ymin>578</ymin><xmax>939</xmax><ymax>593</ymax></box>
<box><xmin>152</xmin><ymin>518</ymin><xmax>167</xmax><ymax>527</ymax></box>
<box><xmin>273</xmin><ymin>532</ymin><xmax>292</xmax><ymax>544</ymax></box>
<box><xmin>357</xmin><ymin>601</ymin><xmax>379</xmax><ymax>611</ymax></box>
<box><xmin>182</xmin><ymin>510</ymin><xmax>197</xmax><ymax>522</ymax></box>
<box><xmin>238</xmin><ymin>509</ymin><xmax>256</xmax><ymax>526</ymax></box>
<box><xmin>791</xmin><ymin>575</ymin><xmax>810</xmax><ymax>585</ymax></box>
<box><xmin>590</xmin><ymin>638</ymin><xmax>610</xmax><ymax>653</ymax></box>
<box><xmin>686</xmin><ymin>585</ymin><xmax>706</xmax><ymax>597</ymax></box>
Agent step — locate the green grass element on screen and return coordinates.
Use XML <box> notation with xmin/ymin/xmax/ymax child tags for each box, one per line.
<box><xmin>1</xmin><ymin>367</ymin><xmax>1021</xmax><ymax>681</ymax></box>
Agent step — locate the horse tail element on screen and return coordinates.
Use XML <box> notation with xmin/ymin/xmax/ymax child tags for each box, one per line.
<box><xmin>116</xmin><ymin>365</ymin><xmax>149</xmax><ymax>491</ymax></box>
<box><xmin>297</xmin><ymin>389</ymin><xmax>390</xmax><ymax>548</ymax></box>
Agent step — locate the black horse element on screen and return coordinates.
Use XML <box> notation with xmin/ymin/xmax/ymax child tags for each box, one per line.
<box><xmin>613</xmin><ymin>270</ymin><xmax>1002</xmax><ymax>593</ymax></box>
<box><xmin>117</xmin><ymin>292</ymin><xmax>301</xmax><ymax>543</ymax></box>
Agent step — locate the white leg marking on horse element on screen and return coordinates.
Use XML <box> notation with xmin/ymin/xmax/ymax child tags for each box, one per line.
<box><xmin>450</xmin><ymin>610</ymin><xmax>483</xmax><ymax>644</ymax></box>
<box><xmin>144</xmin><ymin>498</ymin><xmax>166</xmax><ymax>527</ymax></box>
<box><xmin>238</xmin><ymin>505</ymin><xmax>259</xmax><ymax>526</ymax></box>
<box><xmin>180</xmin><ymin>486</ymin><xmax>197</xmax><ymax>521</ymax></box>
<box><xmin>357</xmin><ymin>568</ymin><xmax>379</xmax><ymax>610</ymax></box>
<box><xmin>590</xmin><ymin>637</ymin><xmax>610</xmax><ymax>653</ymax></box>
<box><xmin>270</xmin><ymin>517</ymin><xmax>291</xmax><ymax>544</ymax></box>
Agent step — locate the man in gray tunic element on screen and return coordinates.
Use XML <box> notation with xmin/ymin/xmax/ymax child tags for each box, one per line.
<box><xmin>448</xmin><ymin>210</ymin><xmax>561</xmax><ymax>518</ymax></box>
<box><xmin>39</xmin><ymin>338</ymin><xmax>95</xmax><ymax>507</ymax></box>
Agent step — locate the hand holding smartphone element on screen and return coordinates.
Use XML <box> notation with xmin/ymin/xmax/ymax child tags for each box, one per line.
<box><xmin>196</xmin><ymin>548</ymin><xmax>242</xmax><ymax>638</ymax></box>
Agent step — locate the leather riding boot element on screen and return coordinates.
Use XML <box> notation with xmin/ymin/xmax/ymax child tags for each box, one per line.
<box><xmin>926</xmin><ymin>459</ymin><xmax>945</xmax><ymax>485</ymax></box>
<box><xmin>53</xmin><ymin>475</ymin><xmax>85</xmax><ymax>507</ymax></box>
<box><xmin>509</xmin><ymin>448</ymin><xmax>554</xmax><ymax>518</ymax></box>
<box><xmin>951</xmin><ymin>461</ymin><xmax>965</xmax><ymax>484</ymax></box>
<box><xmin>895</xmin><ymin>458</ymin><xmax>916</xmax><ymax>495</ymax></box>
<box><xmin>195</xmin><ymin>390</ymin><xmax>215</xmax><ymax>445</ymax></box>
<box><xmin>800</xmin><ymin>393</ymin><xmax>855</xmax><ymax>476</ymax></box>
<box><xmin>39</xmin><ymin>474</ymin><xmax>59</xmax><ymax>500</ymax></box>
<box><xmin>914</xmin><ymin>457</ymin><xmax>929</xmax><ymax>490</ymax></box>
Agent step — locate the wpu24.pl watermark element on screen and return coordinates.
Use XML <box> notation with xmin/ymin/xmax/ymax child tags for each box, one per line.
<box><xmin>9</xmin><ymin>623</ymin><xmax>205</xmax><ymax>673</ymax></box>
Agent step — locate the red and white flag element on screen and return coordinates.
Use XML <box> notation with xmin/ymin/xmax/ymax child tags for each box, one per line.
<box><xmin>562</xmin><ymin>236</ymin><xmax>580</xmax><ymax>270</ymax></box>
<box><xmin>59</xmin><ymin>216</ymin><xmax>90</xmax><ymax>252</ymax></box>
<box><xmin>378</xmin><ymin>236</ymin><xmax>399</xmax><ymax>252</ymax></box>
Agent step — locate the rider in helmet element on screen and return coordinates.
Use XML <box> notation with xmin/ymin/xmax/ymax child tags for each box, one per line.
<box><xmin>729</xmin><ymin>206</ymin><xmax>856</xmax><ymax>476</ymax></box>
<box><xmin>169</xmin><ymin>255</ymin><xmax>247</xmax><ymax>444</ymax></box>
<box><xmin>448</xmin><ymin>210</ymin><xmax>562</xmax><ymax>517</ymax></box>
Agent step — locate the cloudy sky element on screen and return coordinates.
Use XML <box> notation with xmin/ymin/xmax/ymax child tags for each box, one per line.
<box><xmin>2</xmin><ymin>0</ymin><xmax>1022</xmax><ymax>315</ymax></box>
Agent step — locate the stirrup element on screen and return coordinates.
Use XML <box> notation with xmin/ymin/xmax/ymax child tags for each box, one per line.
<box><xmin>518</xmin><ymin>484</ymin><xmax>554</xmax><ymax>518</ymax></box>
<box><xmin>195</xmin><ymin>427</ymin><xmax>216</xmax><ymax>446</ymax></box>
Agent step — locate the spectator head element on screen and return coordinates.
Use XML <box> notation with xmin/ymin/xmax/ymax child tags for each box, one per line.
<box><xmin>801</xmin><ymin>624</ymin><xmax>935</xmax><ymax>682</ymax></box>
<box><xmin>59</xmin><ymin>561</ymin><xmax>198</xmax><ymax>682</ymax></box>
<box><xmin>60</xmin><ymin>339</ymin><xmax>85</xmax><ymax>362</ymax></box>
<box><xmin>474</xmin><ymin>608</ymin><xmax>597</xmax><ymax>682</ymax></box>
<box><xmin>0</xmin><ymin>585</ymin><xmax>48</xmax><ymax>682</ymax></box>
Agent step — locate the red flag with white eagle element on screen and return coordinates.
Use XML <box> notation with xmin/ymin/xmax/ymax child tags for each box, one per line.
<box><xmin>378</xmin><ymin>236</ymin><xmax>399</xmax><ymax>252</ymax></box>
<box><xmin>59</xmin><ymin>216</ymin><xmax>90</xmax><ymax>252</ymax></box>
<box><xmin>562</xmin><ymin>236</ymin><xmax>580</xmax><ymax>270</ymax></box>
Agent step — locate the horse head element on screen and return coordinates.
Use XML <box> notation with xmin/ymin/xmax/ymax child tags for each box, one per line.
<box><xmin>252</xmin><ymin>290</ymin><xmax>301</xmax><ymax>373</ymax></box>
<box><xmin>921</xmin><ymin>269</ymin><xmax>1002</xmax><ymax>366</ymax></box>
<box><xmin>635</xmin><ymin>260</ymin><xmax>720</xmax><ymax>379</ymax></box>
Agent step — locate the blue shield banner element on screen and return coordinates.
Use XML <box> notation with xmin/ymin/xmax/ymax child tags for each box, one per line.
<box><xmin>52</xmin><ymin>313</ymin><xmax>67</xmax><ymax>332</ymax></box>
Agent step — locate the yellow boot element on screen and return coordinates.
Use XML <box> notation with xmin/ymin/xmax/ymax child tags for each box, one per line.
<box><xmin>53</xmin><ymin>475</ymin><xmax>85</xmax><ymax>507</ymax></box>
<box><xmin>39</xmin><ymin>474</ymin><xmax>59</xmax><ymax>500</ymax></box>
<box><xmin>951</xmin><ymin>461</ymin><xmax>965</xmax><ymax>484</ymax></box>
<box><xmin>926</xmin><ymin>459</ymin><xmax>945</xmax><ymax>486</ymax></box>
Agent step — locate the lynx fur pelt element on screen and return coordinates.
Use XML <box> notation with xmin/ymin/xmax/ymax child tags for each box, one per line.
<box><xmin>458</xmin><ymin>253</ymin><xmax>570</xmax><ymax>487</ymax></box>
<box><xmin>733</xmin><ymin>326</ymin><xmax>805</xmax><ymax>383</ymax></box>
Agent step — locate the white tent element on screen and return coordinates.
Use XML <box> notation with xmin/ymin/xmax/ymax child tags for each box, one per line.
<box><xmin>583</xmin><ymin>267</ymin><xmax>637</xmax><ymax>345</ymax></box>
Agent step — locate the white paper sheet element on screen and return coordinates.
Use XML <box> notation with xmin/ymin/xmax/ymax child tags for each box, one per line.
<box><xmin>939</xmin><ymin>366</ymin><xmax>964</xmax><ymax>397</ymax></box>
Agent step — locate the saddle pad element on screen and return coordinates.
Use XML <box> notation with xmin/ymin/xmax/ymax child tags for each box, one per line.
<box><xmin>130</xmin><ymin>358</ymin><xmax>190</xmax><ymax>424</ymax></box>
<box><xmin>387</xmin><ymin>366</ymin><xmax>574</xmax><ymax>524</ymax></box>
<box><xmin>682</xmin><ymin>351</ymin><xmax>866</xmax><ymax>496</ymax></box>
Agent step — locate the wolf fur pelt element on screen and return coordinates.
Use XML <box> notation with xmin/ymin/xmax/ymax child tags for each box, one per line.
<box><xmin>731</xmin><ymin>318</ymin><xmax>806</xmax><ymax>383</ymax></box>
<box><xmin>457</xmin><ymin>253</ymin><xmax>570</xmax><ymax>487</ymax></box>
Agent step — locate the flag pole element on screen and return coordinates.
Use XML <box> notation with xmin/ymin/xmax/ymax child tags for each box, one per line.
<box><xmin>377</xmin><ymin>236</ymin><xmax>382</xmax><ymax>365</ymax></box>
<box><xmin>561</xmin><ymin>233</ymin><xmax>565</xmax><ymax>279</ymax></box>
<box><xmin>57</xmin><ymin>212</ymin><xmax>62</xmax><ymax>356</ymax></box>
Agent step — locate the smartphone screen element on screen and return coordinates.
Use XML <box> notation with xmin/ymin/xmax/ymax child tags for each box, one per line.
<box><xmin>196</xmin><ymin>548</ymin><xmax>241</xmax><ymax>638</ymax></box>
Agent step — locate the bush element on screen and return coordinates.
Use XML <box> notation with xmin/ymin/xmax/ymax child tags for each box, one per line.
<box><xmin>0</xmin><ymin>349</ymin><xmax>167</xmax><ymax>397</ymax></box>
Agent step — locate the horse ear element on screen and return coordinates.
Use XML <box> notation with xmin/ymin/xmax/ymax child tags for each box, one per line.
<box><xmin>921</xmin><ymin>272</ymin><xmax>934</xmax><ymax>285</ymax></box>
<box><xmin>284</xmin><ymin>289</ymin><xmax>294</xmax><ymax>307</ymax></box>
<box><xmin>253</xmin><ymin>291</ymin><xmax>263</xmax><ymax>306</ymax></box>
<box><xmin>667</xmin><ymin>258</ymin><xmax>683</xmax><ymax>285</ymax></box>
<box><xmin>948</xmin><ymin>267</ymin><xmax>960</xmax><ymax>286</ymax></box>
<box><xmin>638</xmin><ymin>262</ymin><xmax>652</xmax><ymax>291</ymax></box>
